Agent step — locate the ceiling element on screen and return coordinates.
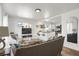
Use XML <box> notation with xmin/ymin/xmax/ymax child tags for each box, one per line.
<box><xmin>2</xmin><ymin>3</ymin><xmax>79</xmax><ymax>21</ymax></box>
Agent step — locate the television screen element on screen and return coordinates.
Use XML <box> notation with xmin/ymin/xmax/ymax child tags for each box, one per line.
<box><xmin>22</xmin><ymin>28</ymin><xmax>32</xmax><ymax>34</ymax></box>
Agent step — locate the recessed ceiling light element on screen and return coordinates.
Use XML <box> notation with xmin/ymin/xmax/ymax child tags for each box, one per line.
<box><xmin>35</xmin><ymin>8</ymin><xmax>41</xmax><ymax>13</ymax></box>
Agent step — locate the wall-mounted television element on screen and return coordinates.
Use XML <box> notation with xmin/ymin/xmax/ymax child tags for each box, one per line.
<box><xmin>22</xmin><ymin>28</ymin><xmax>32</xmax><ymax>34</ymax></box>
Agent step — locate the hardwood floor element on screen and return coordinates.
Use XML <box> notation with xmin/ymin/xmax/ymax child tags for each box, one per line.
<box><xmin>61</xmin><ymin>47</ymin><xmax>79</xmax><ymax>56</ymax></box>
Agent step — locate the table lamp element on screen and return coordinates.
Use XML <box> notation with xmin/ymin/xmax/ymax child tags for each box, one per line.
<box><xmin>0</xmin><ymin>26</ymin><xmax>9</xmax><ymax>50</ymax></box>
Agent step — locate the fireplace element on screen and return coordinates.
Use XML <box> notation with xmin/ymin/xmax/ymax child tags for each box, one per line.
<box><xmin>66</xmin><ymin>16</ymin><xmax>78</xmax><ymax>44</ymax></box>
<box><xmin>67</xmin><ymin>33</ymin><xmax>77</xmax><ymax>43</ymax></box>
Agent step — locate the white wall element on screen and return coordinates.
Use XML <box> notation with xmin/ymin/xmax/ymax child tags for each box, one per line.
<box><xmin>0</xmin><ymin>4</ymin><xmax>8</xmax><ymax>27</ymax></box>
<box><xmin>8</xmin><ymin>16</ymin><xmax>37</xmax><ymax>38</ymax></box>
<box><xmin>0</xmin><ymin>4</ymin><xmax>3</xmax><ymax>26</ymax></box>
<box><xmin>49</xmin><ymin>9</ymin><xmax>79</xmax><ymax>51</ymax></box>
<box><xmin>61</xmin><ymin>9</ymin><xmax>79</xmax><ymax>51</ymax></box>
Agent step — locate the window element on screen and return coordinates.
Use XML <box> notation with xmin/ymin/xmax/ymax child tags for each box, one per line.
<box><xmin>67</xmin><ymin>23</ymin><xmax>72</xmax><ymax>34</ymax></box>
<box><xmin>3</xmin><ymin>15</ymin><xmax>8</xmax><ymax>26</ymax></box>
